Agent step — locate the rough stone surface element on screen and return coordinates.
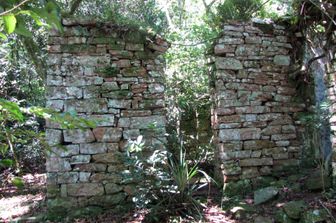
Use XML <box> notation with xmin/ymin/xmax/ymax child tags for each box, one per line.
<box><xmin>46</xmin><ymin>19</ymin><xmax>168</xmax><ymax>210</ymax></box>
<box><xmin>254</xmin><ymin>186</ymin><xmax>279</xmax><ymax>205</ymax></box>
<box><xmin>283</xmin><ymin>200</ymin><xmax>307</xmax><ymax>219</ymax></box>
<box><xmin>212</xmin><ymin>22</ymin><xmax>304</xmax><ymax>183</ymax></box>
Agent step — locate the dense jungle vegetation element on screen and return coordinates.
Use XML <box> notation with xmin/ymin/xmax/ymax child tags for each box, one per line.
<box><xmin>0</xmin><ymin>0</ymin><xmax>335</xmax><ymax>222</ymax></box>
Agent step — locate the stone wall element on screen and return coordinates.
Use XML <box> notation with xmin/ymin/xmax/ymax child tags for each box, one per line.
<box><xmin>328</xmin><ymin>65</ymin><xmax>336</xmax><ymax>188</ymax></box>
<box><xmin>211</xmin><ymin>21</ymin><xmax>306</xmax><ymax>183</ymax></box>
<box><xmin>45</xmin><ymin>19</ymin><xmax>169</xmax><ymax>210</ymax></box>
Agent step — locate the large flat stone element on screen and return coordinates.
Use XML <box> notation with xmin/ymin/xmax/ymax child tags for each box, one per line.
<box><xmin>63</xmin><ymin>129</ymin><xmax>95</xmax><ymax>143</ymax></box>
<box><xmin>67</xmin><ymin>183</ymin><xmax>104</xmax><ymax>197</ymax></box>
<box><xmin>92</xmin><ymin>152</ymin><xmax>123</xmax><ymax>164</ymax></box>
<box><xmin>46</xmin><ymin>158</ymin><xmax>71</xmax><ymax>172</ymax></box>
<box><xmin>92</xmin><ymin>127</ymin><xmax>122</xmax><ymax>142</ymax></box>
<box><xmin>219</xmin><ymin>128</ymin><xmax>261</xmax><ymax>141</ymax></box>
<box><xmin>254</xmin><ymin>186</ymin><xmax>278</xmax><ymax>205</ymax></box>
<box><xmin>216</xmin><ymin>58</ymin><xmax>243</xmax><ymax>70</ymax></box>
<box><xmin>130</xmin><ymin>116</ymin><xmax>166</xmax><ymax>129</ymax></box>
<box><xmin>240</xmin><ymin>158</ymin><xmax>273</xmax><ymax>166</ymax></box>
<box><xmin>80</xmin><ymin>143</ymin><xmax>108</xmax><ymax>154</ymax></box>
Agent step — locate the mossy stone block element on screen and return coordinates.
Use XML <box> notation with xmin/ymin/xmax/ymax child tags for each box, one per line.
<box><xmin>224</xmin><ymin>179</ymin><xmax>252</xmax><ymax>197</ymax></box>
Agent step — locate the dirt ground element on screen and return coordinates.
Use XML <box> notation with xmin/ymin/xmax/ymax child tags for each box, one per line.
<box><xmin>0</xmin><ymin>172</ymin><xmax>335</xmax><ymax>223</ymax></box>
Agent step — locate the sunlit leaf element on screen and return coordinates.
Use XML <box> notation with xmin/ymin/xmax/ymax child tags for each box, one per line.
<box><xmin>15</xmin><ymin>18</ymin><xmax>32</xmax><ymax>37</ymax></box>
<box><xmin>0</xmin><ymin>32</ymin><xmax>6</xmax><ymax>40</ymax></box>
<box><xmin>11</xmin><ymin>177</ymin><xmax>24</xmax><ymax>188</ymax></box>
<box><xmin>0</xmin><ymin>159</ymin><xmax>13</xmax><ymax>167</ymax></box>
<box><xmin>0</xmin><ymin>99</ymin><xmax>24</xmax><ymax>121</ymax></box>
<box><xmin>3</xmin><ymin>13</ymin><xmax>17</xmax><ymax>34</ymax></box>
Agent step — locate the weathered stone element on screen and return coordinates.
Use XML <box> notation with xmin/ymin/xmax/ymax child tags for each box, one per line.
<box><xmin>220</xmin><ymin>150</ymin><xmax>252</xmax><ymax>161</ymax></box>
<box><xmin>121</xmin><ymin>67</ymin><xmax>146</xmax><ymax>77</ymax></box>
<box><xmin>101</xmin><ymin>82</ymin><xmax>119</xmax><ymax>91</ymax></box>
<box><xmin>58</xmin><ymin>172</ymin><xmax>78</xmax><ymax>184</ymax></box>
<box><xmin>224</xmin><ymin>179</ymin><xmax>252</xmax><ymax>196</ymax></box>
<box><xmin>46</xmin><ymin>100</ymin><xmax>64</xmax><ymax>112</ymax></box>
<box><xmin>271</xmin><ymin>134</ymin><xmax>296</xmax><ymax>141</ymax></box>
<box><xmin>244</xmin><ymin>140</ymin><xmax>275</xmax><ymax>150</ymax></box>
<box><xmin>140</xmin><ymin>99</ymin><xmax>165</xmax><ymax>109</ymax></box>
<box><xmin>235</xmin><ymin>45</ymin><xmax>259</xmax><ymax>56</ymax></box>
<box><xmin>50</xmin><ymin>145</ymin><xmax>79</xmax><ymax>157</ymax></box>
<box><xmin>102</xmin><ymin>90</ymin><xmax>133</xmax><ymax>99</ymax></box>
<box><xmin>220</xmin><ymin>161</ymin><xmax>242</xmax><ymax>175</ymax></box>
<box><xmin>301</xmin><ymin>209</ymin><xmax>328</xmax><ymax>223</ymax></box>
<box><xmin>92</xmin><ymin>152</ymin><xmax>123</xmax><ymax>164</ymax></box>
<box><xmin>73</xmin><ymin>163</ymin><xmax>107</xmax><ymax>172</ymax></box>
<box><xmin>273</xmin><ymin>55</ymin><xmax>290</xmax><ymax>66</ymax></box>
<box><xmin>64</xmin><ymin>99</ymin><xmax>108</xmax><ymax>113</ymax></box>
<box><xmin>87</xmin><ymin>193</ymin><xmax>126</xmax><ymax>206</ymax></box>
<box><xmin>80</xmin><ymin>143</ymin><xmax>108</xmax><ymax>154</ymax></box>
<box><xmin>67</xmin><ymin>183</ymin><xmax>104</xmax><ymax>197</ymax></box>
<box><xmin>63</xmin><ymin>129</ymin><xmax>95</xmax><ymax>143</ymax></box>
<box><xmin>123</xmin><ymin>129</ymin><xmax>140</xmax><ymax>140</ymax></box>
<box><xmin>254</xmin><ymin>216</ymin><xmax>272</xmax><ymax>223</ymax></box>
<box><xmin>64</xmin><ymin>76</ymin><xmax>103</xmax><ymax>86</ymax></box>
<box><xmin>46</xmin><ymin>129</ymin><xmax>63</xmax><ymax>146</ymax></box>
<box><xmin>240</xmin><ymin>158</ymin><xmax>273</xmax><ymax>167</ymax></box>
<box><xmin>92</xmin><ymin>127</ymin><xmax>122</xmax><ymax>142</ymax></box>
<box><xmin>261</xmin><ymin>126</ymin><xmax>281</xmax><ymax>135</ymax></box>
<box><xmin>46</xmin><ymin>158</ymin><xmax>71</xmax><ymax>172</ymax></box>
<box><xmin>219</xmin><ymin>128</ymin><xmax>261</xmax><ymax>141</ymax></box>
<box><xmin>104</xmin><ymin>183</ymin><xmax>123</xmax><ymax>194</ymax></box>
<box><xmin>83</xmin><ymin>86</ymin><xmax>100</xmax><ymax>99</ymax></box>
<box><xmin>148</xmin><ymin>83</ymin><xmax>164</xmax><ymax>93</ymax></box>
<box><xmin>108</xmin><ymin>99</ymin><xmax>132</xmax><ymax>109</ymax></box>
<box><xmin>70</xmin><ymin>155</ymin><xmax>91</xmax><ymax>164</ymax></box>
<box><xmin>214</xmin><ymin>44</ymin><xmax>236</xmax><ymax>54</ymax></box>
<box><xmin>130</xmin><ymin>116</ymin><xmax>166</xmax><ymax>129</ymax></box>
<box><xmin>304</xmin><ymin>170</ymin><xmax>331</xmax><ymax>190</ymax></box>
<box><xmin>254</xmin><ymin>186</ymin><xmax>278</xmax><ymax>205</ymax></box>
<box><xmin>283</xmin><ymin>200</ymin><xmax>307</xmax><ymax>219</ymax></box>
<box><xmin>79</xmin><ymin>172</ymin><xmax>91</xmax><ymax>182</ymax></box>
<box><xmin>83</xmin><ymin>114</ymin><xmax>115</xmax><ymax>127</ymax></box>
<box><xmin>241</xmin><ymin>167</ymin><xmax>260</xmax><ymax>179</ymax></box>
<box><xmin>90</xmin><ymin>172</ymin><xmax>122</xmax><ymax>183</ymax></box>
<box><xmin>216</xmin><ymin>58</ymin><xmax>243</xmax><ymax>70</ymax></box>
<box><xmin>218</xmin><ymin>37</ymin><xmax>244</xmax><ymax>44</ymax></box>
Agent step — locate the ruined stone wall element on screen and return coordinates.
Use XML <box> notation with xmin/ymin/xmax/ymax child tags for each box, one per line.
<box><xmin>212</xmin><ymin>21</ymin><xmax>305</xmax><ymax>183</ymax></box>
<box><xmin>45</xmin><ymin>19</ymin><xmax>168</xmax><ymax>209</ymax></box>
<box><xmin>328</xmin><ymin>66</ymin><xmax>336</xmax><ymax>188</ymax></box>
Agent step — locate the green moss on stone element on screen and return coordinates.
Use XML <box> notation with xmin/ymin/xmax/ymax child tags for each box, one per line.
<box><xmin>224</xmin><ymin>179</ymin><xmax>252</xmax><ymax>197</ymax></box>
<box><xmin>96</xmin><ymin>66</ymin><xmax>120</xmax><ymax>77</ymax></box>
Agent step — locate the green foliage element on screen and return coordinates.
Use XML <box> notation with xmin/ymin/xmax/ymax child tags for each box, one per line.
<box><xmin>0</xmin><ymin>98</ymin><xmax>96</xmax><ymax>171</ymax></box>
<box><xmin>216</xmin><ymin>0</ymin><xmax>265</xmax><ymax>22</ymax></box>
<box><xmin>58</xmin><ymin>0</ymin><xmax>167</xmax><ymax>34</ymax></box>
<box><xmin>0</xmin><ymin>0</ymin><xmax>62</xmax><ymax>39</ymax></box>
<box><xmin>124</xmin><ymin>134</ymin><xmax>211</xmax><ymax>221</ymax></box>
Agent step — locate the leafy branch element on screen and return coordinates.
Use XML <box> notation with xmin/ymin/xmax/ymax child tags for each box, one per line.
<box><xmin>0</xmin><ymin>0</ymin><xmax>32</xmax><ymax>16</ymax></box>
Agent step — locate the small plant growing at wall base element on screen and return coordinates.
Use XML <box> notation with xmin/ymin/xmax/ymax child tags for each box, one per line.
<box><xmin>124</xmin><ymin>132</ymin><xmax>212</xmax><ymax>222</ymax></box>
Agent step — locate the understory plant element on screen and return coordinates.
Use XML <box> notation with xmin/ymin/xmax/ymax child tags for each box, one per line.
<box><xmin>0</xmin><ymin>99</ymin><xmax>95</xmax><ymax>186</ymax></box>
<box><xmin>125</xmin><ymin>133</ymin><xmax>212</xmax><ymax>222</ymax></box>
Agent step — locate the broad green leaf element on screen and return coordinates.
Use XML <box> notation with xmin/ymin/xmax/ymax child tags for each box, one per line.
<box><xmin>0</xmin><ymin>32</ymin><xmax>6</xmax><ymax>40</ymax></box>
<box><xmin>0</xmin><ymin>99</ymin><xmax>24</xmax><ymax>121</ymax></box>
<box><xmin>18</xmin><ymin>10</ymin><xmax>44</xmax><ymax>26</ymax></box>
<box><xmin>3</xmin><ymin>13</ymin><xmax>17</xmax><ymax>34</ymax></box>
<box><xmin>15</xmin><ymin>17</ymin><xmax>32</xmax><ymax>37</ymax></box>
<box><xmin>0</xmin><ymin>159</ymin><xmax>13</xmax><ymax>167</ymax></box>
<box><xmin>11</xmin><ymin>177</ymin><xmax>24</xmax><ymax>188</ymax></box>
<box><xmin>0</xmin><ymin>143</ymin><xmax>9</xmax><ymax>155</ymax></box>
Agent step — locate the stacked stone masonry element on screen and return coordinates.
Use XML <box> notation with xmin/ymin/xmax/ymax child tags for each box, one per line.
<box><xmin>212</xmin><ymin>21</ymin><xmax>306</xmax><ymax>182</ymax></box>
<box><xmin>46</xmin><ymin>19</ymin><xmax>169</xmax><ymax>208</ymax></box>
<box><xmin>328</xmin><ymin>66</ymin><xmax>336</xmax><ymax>187</ymax></box>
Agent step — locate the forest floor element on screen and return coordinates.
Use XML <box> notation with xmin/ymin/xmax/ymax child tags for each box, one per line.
<box><xmin>0</xmin><ymin>170</ymin><xmax>336</xmax><ymax>223</ymax></box>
